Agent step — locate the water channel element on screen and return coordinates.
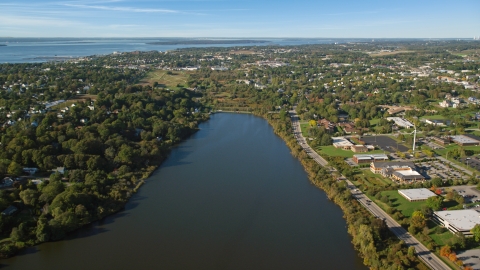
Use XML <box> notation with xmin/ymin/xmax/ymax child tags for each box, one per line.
<box><xmin>2</xmin><ymin>113</ymin><xmax>366</xmax><ymax>270</ymax></box>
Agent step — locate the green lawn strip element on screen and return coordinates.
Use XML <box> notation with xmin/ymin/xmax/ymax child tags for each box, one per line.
<box><xmin>381</xmin><ymin>190</ymin><xmax>425</xmax><ymax>218</ymax></box>
<box><xmin>420</xmin><ymin>115</ymin><xmax>448</xmax><ymax>120</ymax></box>
<box><xmin>362</xmin><ymin>169</ymin><xmax>394</xmax><ymax>186</ymax></box>
<box><xmin>319</xmin><ymin>146</ymin><xmax>386</xmax><ymax>158</ymax></box>
<box><xmin>299</xmin><ymin>122</ymin><xmax>311</xmax><ymax>137</ymax></box>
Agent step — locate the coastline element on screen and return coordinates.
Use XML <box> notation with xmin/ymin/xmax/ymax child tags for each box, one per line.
<box><xmin>251</xmin><ymin>109</ymin><xmax>429</xmax><ymax>269</ymax></box>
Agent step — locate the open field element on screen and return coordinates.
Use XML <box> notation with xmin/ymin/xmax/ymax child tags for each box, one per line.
<box><xmin>318</xmin><ymin>146</ymin><xmax>386</xmax><ymax>158</ymax></box>
<box><xmin>368</xmin><ymin>50</ymin><xmax>415</xmax><ymax>57</ymax></box>
<box><xmin>420</xmin><ymin>115</ymin><xmax>447</xmax><ymax>120</ymax></box>
<box><xmin>139</xmin><ymin>70</ymin><xmax>192</xmax><ymax>88</ymax></box>
<box><xmin>381</xmin><ymin>190</ymin><xmax>425</xmax><ymax>217</ymax></box>
<box><xmin>229</xmin><ymin>50</ymin><xmax>258</xmax><ymax>55</ymax></box>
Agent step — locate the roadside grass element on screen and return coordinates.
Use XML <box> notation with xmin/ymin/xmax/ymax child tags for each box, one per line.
<box><xmin>361</xmin><ymin>170</ymin><xmax>394</xmax><ymax>186</ymax></box>
<box><xmin>139</xmin><ymin>70</ymin><xmax>191</xmax><ymax>88</ymax></box>
<box><xmin>300</xmin><ymin>122</ymin><xmax>312</xmax><ymax>137</ymax></box>
<box><xmin>381</xmin><ymin>190</ymin><xmax>425</xmax><ymax>218</ymax></box>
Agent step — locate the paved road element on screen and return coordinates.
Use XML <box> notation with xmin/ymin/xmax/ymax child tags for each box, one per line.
<box><xmin>289</xmin><ymin>107</ymin><xmax>329</xmax><ymax>167</ymax></box>
<box><xmin>289</xmin><ymin>105</ymin><xmax>449</xmax><ymax>270</ymax></box>
<box><xmin>346</xmin><ymin>180</ymin><xmax>450</xmax><ymax>270</ymax></box>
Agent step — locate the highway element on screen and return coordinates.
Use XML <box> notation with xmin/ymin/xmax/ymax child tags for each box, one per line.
<box><xmin>288</xmin><ymin>106</ymin><xmax>450</xmax><ymax>270</ymax></box>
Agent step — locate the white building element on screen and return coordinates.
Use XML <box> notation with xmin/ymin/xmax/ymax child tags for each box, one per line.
<box><xmin>433</xmin><ymin>209</ymin><xmax>480</xmax><ymax>236</ymax></box>
<box><xmin>398</xmin><ymin>188</ymin><xmax>436</xmax><ymax>202</ymax></box>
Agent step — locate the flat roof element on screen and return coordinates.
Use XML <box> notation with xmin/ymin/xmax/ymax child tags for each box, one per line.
<box><xmin>398</xmin><ymin>188</ymin><xmax>436</xmax><ymax>200</ymax></box>
<box><xmin>451</xmin><ymin>135</ymin><xmax>480</xmax><ymax>144</ymax></box>
<box><xmin>332</xmin><ymin>137</ymin><xmax>354</xmax><ymax>147</ymax></box>
<box><xmin>434</xmin><ymin>209</ymin><xmax>480</xmax><ymax>231</ymax></box>
<box><xmin>353</xmin><ymin>154</ymin><xmax>389</xmax><ymax>159</ymax></box>
<box><xmin>372</xmin><ymin>161</ymin><xmax>415</xmax><ymax>169</ymax></box>
<box><xmin>386</xmin><ymin>117</ymin><xmax>414</xmax><ymax>128</ymax></box>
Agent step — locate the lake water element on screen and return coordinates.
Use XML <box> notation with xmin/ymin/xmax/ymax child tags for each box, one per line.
<box><xmin>1</xmin><ymin>113</ymin><xmax>366</xmax><ymax>269</ymax></box>
<box><xmin>0</xmin><ymin>37</ymin><xmax>365</xmax><ymax>63</ymax></box>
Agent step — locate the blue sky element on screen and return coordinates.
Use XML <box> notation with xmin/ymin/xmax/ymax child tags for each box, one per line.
<box><xmin>0</xmin><ymin>0</ymin><xmax>479</xmax><ymax>38</ymax></box>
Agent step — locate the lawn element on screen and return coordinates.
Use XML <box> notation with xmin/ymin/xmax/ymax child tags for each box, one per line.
<box><xmin>420</xmin><ymin>115</ymin><xmax>447</xmax><ymax>120</ymax></box>
<box><xmin>318</xmin><ymin>146</ymin><xmax>386</xmax><ymax>158</ymax></box>
<box><xmin>139</xmin><ymin>70</ymin><xmax>192</xmax><ymax>88</ymax></box>
<box><xmin>369</xmin><ymin>119</ymin><xmax>380</xmax><ymax>127</ymax></box>
<box><xmin>381</xmin><ymin>190</ymin><xmax>425</xmax><ymax>217</ymax></box>
<box><xmin>300</xmin><ymin>122</ymin><xmax>312</xmax><ymax>137</ymax></box>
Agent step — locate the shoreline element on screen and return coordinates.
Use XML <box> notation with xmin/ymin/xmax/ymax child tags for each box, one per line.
<box><xmin>250</xmin><ymin>109</ymin><xmax>429</xmax><ymax>269</ymax></box>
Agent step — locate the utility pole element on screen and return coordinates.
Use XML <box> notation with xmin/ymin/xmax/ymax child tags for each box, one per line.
<box><xmin>413</xmin><ymin>125</ymin><xmax>416</xmax><ymax>154</ymax></box>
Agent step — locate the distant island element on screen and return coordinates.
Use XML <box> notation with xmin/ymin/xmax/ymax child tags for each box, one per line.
<box><xmin>0</xmin><ymin>44</ymin><xmax>6</xmax><ymax>46</ymax></box>
<box><xmin>147</xmin><ymin>39</ymin><xmax>270</xmax><ymax>45</ymax></box>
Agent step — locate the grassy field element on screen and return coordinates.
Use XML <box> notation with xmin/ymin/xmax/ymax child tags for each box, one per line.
<box><xmin>381</xmin><ymin>190</ymin><xmax>425</xmax><ymax>217</ymax></box>
<box><xmin>300</xmin><ymin>122</ymin><xmax>312</xmax><ymax>137</ymax></box>
<box><xmin>369</xmin><ymin>118</ymin><xmax>381</xmax><ymax>126</ymax></box>
<box><xmin>420</xmin><ymin>115</ymin><xmax>447</xmax><ymax>120</ymax></box>
<box><xmin>318</xmin><ymin>146</ymin><xmax>386</xmax><ymax>158</ymax></box>
<box><xmin>368</xmin><ymin>50</ymin><xmax>415</xmax><ymax>57</ymax></box>
<box><xmin>139</xmin><ymin>70</ymin><xmax>192</xmax><ymax>88</ymax></box>
<box><xmin>434</xmin><ymin>144</ymin><xmax>480</xmax><ymax>156</ymax></box>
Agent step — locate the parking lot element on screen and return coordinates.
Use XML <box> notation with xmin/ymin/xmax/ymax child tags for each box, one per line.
<box><xmin>457</xmin><ymin>249</ymin><xmax>480</xmax><ymax>270</ymax></box>
<box><xmin>416</xmin><ymin>160</ymin><xmax>469</xmax><ymax>182</ymax></box>
<box><xmin>360</xmin><ymin>136</ymin><xmax>409</xmax><ymax>153</ymax></box>
<box><xmin>448</xmin><ymin>185</ymin><xmax>480</xmax><ymax>204</ymax></box>
<box><xmin>460</xmin><ymin>156</ymin><xmax>480</xmax><ymax>172</ymax></box>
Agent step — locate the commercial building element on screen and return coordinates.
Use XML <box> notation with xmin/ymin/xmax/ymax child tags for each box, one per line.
<box><xmin>433</xmin><ymin>209</ymin><xmax>480</xmax><ymax>236</ymax></box>
<box><xmin>371</xmin><ymin>161</ymin><xmax>425</xmax><ymax>183</ymax></box>
<box><xmin>332</xmin><ymin>137</ymin><xmax>354</xmax><ymax>150</ymax></box>
<box><xmin>398</xmin><ymin>188</ymin><xmax>437</xmax><ymax>202</ymax></box>
<box><xmin>386</xmin><ymin>117</ymin><xmax>414</xmax><ymax>129</ymax></box>
<box><xmin>451</xmin><ymin>135</ymin><xmax>480</xmax><ymax>146</ymax></box>
<box><xmin>432</xmin><ymin>136</ymin><xmax>451</xmax><ymax>146</ymax></box>
<box><xmin>352</xmin><ymin>154</ymin><xmax>389</xmax><ymax>164</ymax></box>
<box><xmin>351</xmin><ymin>145</ymin><xmax>368</xmax><ymax>153</ymax></box>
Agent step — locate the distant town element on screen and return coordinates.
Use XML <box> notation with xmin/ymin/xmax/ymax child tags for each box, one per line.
<box><xmin>1</xmin><ymin>39</ymin><xmax>480</xmax><ymax>269</ymax></box>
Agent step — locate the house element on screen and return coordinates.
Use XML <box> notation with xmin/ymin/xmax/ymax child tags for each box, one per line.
<box><xmin>439</xmin><ymin>100</ymin><xmax>451</xmax><ymax>108</ymax></box>
<box><xmin>2</xmin><ymin>205</ymin><xmax>18</xmax><ymax>216</ymax></box>
<box><xmin>22</xmin><ymin>168</ymin><xmax>39</xmax><ymax>175</ymax></box>
<box><xmin>0</xmin><ymin>177</ymin><xmax>13</xmax><ymax>188</ymax></box>
<box><xmin>317</xmin><ymin>119</ymin><xmax>335</xmax><ymax>133</ymax></box>
<box><xmin>54</xmin><ymin>167</ymin><xmax>66</xmax><ymax>175</ymax></box>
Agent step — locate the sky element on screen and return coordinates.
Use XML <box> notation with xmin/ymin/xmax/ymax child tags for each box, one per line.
<box><xmin>0</xmin><ymin>0</ymin><xmax>479</xmax><ymax>38</ymax></box>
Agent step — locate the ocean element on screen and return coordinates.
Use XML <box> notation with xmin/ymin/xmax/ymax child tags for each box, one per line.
<box><xmin>0</xmin><ymin>37</ymin><xmax>365</xmax><ymax>63</ymax></box>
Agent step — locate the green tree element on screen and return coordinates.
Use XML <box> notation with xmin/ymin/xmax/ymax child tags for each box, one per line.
<box><xmin>19</xmin><ymin>189</ymin><xmax>39</xmax><ymax>207</ymax></box>
<box><xmin>426</xmin><ymin>196</ymin><xmax>443</xmax><ymax>211</ymax></box>
<box><xmin>471</xmin><ymin>224</ymin><xmax>480</xmax><ymax>242</ymax></box>
<box><xmin>7</xmin><ymin>161</ymin><xmax>22</xmax><ymax>176</ymax></box>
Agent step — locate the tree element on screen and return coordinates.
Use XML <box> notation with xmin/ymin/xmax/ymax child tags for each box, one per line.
<box><xmin>7</xmin><ymin>161</ymin><xmax>22</xmax><ymax>176</ymax></box>
<box><xmin>19</xmin><ymin>189</ymin><xmax>39</xmax><ymax>207</ymax></box>
<box><xmin>471</xmin><ymin>224</ymin><xmax>480</xmax><ymax>242</ymax></box>
<box><xmin>440</xmin><ymin>245</ymin><xmax>452</xmax><ymax>257</ymax></box>
<box><xmin>426</xmin><ymin>196</ymin><xmax>443</xmax><ymax>211</ymax></box>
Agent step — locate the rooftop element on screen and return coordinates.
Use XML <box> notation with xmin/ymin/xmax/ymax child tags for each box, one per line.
<box><xmin>353</xmin><ymin>154</ymin><xmax>389</xmax><ymax>159</ymax></box>
<box><xmin>434</xmin><ymin>209</ymin><xmax>480</xmax><ymax>231</ymax></box>
<box><xmin>332</xmin><ymin>137</ymin><xmax>354</xmax><ymax>147</ymax></box>
<box><xmin>451</xmin><ymin>135</ymin><xmax>480</xmax><ymax>144</ymax></box>
<box><xmin>398</xmin><ymin>188</ymin><xmax>436</xmax><ymax>201</ymax></box>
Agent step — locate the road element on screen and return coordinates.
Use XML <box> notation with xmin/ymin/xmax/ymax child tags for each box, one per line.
<box><xmin>346</xmin><ymin>180</ymin><xmax>450</xmax><ymax>270</ymax></box>
<box><xmin>289</xmin><ymin>106</ymin><xmax>449</xmax><ymax>270</ymax></box>
<box><xmin>289</xmin><ymin>107</ymin><xmax>329</xmax><ymax>167</ymax></box>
